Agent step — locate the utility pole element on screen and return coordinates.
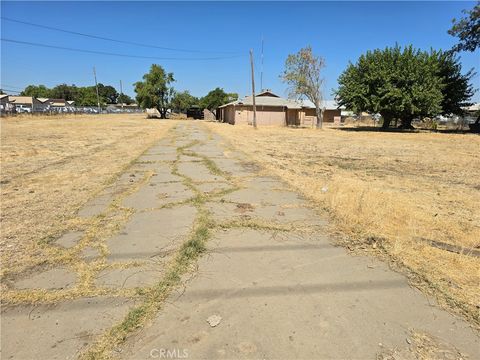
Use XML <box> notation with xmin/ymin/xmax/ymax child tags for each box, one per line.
<box><xmin>119</xmin><ymin>80</ymin><xmax>124</xmax><ymax>110</ymax></box>
<box><xmin>249</xmin><ymin>49</ymin><xmax>257</xmax><ymax>129</ymax></box>
<box><xmin>260</xmin><ymin>35</ymin><xmax>264</xmax><ymax>91</ymax></box>
<box><xmin>93</xmin><ymin>66</ymin><xmax>100</xmax><ymax>113</ymax></box>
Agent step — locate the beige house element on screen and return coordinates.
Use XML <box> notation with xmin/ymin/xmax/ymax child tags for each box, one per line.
<box><xmin>217</xmin><ymin>90</ymin><xmax>342</xmax><ymax>126</ymax></box>
<box><xmin>8</xmin><ymin>96</ymin><xmax>50</xmax><ymax>112</ymax></box>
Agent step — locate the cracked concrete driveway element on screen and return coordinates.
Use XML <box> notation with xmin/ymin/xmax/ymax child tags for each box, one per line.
<box><xmin>1</xmin><ymin>121</ymin><xmax>478</xmax><ymax>360</ymax></box>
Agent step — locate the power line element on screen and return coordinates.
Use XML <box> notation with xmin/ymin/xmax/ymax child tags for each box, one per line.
<box><xmin>0</xmin><ymin>84</ymin><xmax>24</xmax><ymax>89</ymax></box>
<box><xmin>2</xmin><ymin>16</ymin><xmax>242</xmax><ymax>55</ymax></box>
<box><xmin>1</xmin><ymin>38</ymin><xmax>247</xmax><ymax>61</ymax></box>
<box><xmin>0</xmin><ymin>88</ymin><xmax>22</xmax><ymax>93</ymax></box>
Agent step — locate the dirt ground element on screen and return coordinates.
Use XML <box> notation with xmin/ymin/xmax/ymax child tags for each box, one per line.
<box><xmin>204</xmin><ymin>122</ymin><xmax>480</xmax><ymax>325</ymax></box>
<box><xmin>1</xmin><ymin>120</ymin><xmax>478</xmax><ymax>360</ymax></box>
<box><xmin>0</xmin><ymin>114</ymin><xmax>176</xmax><ymax>280</ymax></box>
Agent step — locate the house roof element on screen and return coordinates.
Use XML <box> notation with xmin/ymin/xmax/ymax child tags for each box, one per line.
<box><xmin>299</xmin><ymin>99</ymin><xmax>344</xmax><ymax>110</ymax></box>
<box><xmin>0</xmin><ymin>94</ymin><xmax>9</xmax><ymax>100</ymax></box>
<box><xmin>218</xmin><ymin>91</ymin><xmax>343</xmax><ymax>110</ymax></box>
<box><xmin>37</xmin><ymin>97</ymin><xmax>50</xmax><ymax>103</ymax></box>
<box><xmin>463</xmin><ymin>103</ymin><xmax>480</xmax><ymax>112</ymax></box>
<box><xmin>9</xmin><ymin>96</ymin><xmax>34</xmax><ymax>104</ymax></box>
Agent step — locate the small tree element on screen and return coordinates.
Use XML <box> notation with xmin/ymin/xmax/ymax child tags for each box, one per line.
<box><xmin>281</xmin><ymin>46</ymin><xmax>326</xmax><ymax>128</ymax></box>
<box><xmin>449</xmin><ymin>2</ymin><xmax>480</xmax><ymax>53</ymax></box>
<box><xmin>200</xmin><ymin>88</ymin><xmax>238</xmax><ymax>117</ymax></box>
<box><xmin>134</xmin><ymin>64</ymin><xmax>175</xmax><ymax>119</ymax></box>
<box><xmin>171</xmin><ymin>90</ymin><xmax>199</xmax><ymax>113</ymax></box>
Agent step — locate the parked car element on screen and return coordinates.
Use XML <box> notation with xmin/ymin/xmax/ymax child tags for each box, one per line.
<box><xmin>187</xmin><ymin>106</ymin><xmax>204</xmax><ymax>120</ymax></box>
<box><xmin>15</xmin><ymin>105</ymin><xmax>31</xmax><ymax>113</ymax></box>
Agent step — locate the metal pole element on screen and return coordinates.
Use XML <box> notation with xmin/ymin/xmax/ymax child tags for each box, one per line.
<box><xmin>250</xmin><ymin>49</ymin><xmax>257</xmax><ymax>129</ymax></box>
<box><xmin>119</xmin><ymin>80</ymin><xmax>124</xmax><ymax>110</ymax></box>
<box><xmin>260</xmin><ymin>35</ymin><xmax>264</xmax><ymax>91</ymax></box>
<box><xmin>93</xmin><ymin>66</ymin><xmax>100</xmax><ymax>113</ymax></box>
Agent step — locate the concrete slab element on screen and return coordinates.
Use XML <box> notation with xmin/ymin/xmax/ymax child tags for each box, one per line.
<box><xmin>210</xmin><ymin>158</ymin><xmax>254</xmax><ymax>177</ymax></box>
<box><xmin>15</xmin><ymin>268</ymin><xmax>76</xmax><ymax>290</ymax></box>
<box><xmin>150</xmin><ymin>170</ymin><xmax>182</xmax><ymax>184</ymax></box>
<box><xmin>190</xmin><ymin>143</ymin><xmax>226</xmax><ymax>158</ymax></box>
<box><xmin>55</xmin><ymin>231</ymin><xmax>83</xmax><ymax>248</ymax></box>
<box><xmin>123</xmin><ymin>181</ymin><xmax>194</xmax><ymax>210</ymax></box>
<box><xmin>206</xmin><ymin>201</ymin><xmax>325</xmax><ymax>226</ymax></box>
<box><xmin>177</xmin><ymin>162</ymin><xmax>222</xmax><ymax>182</ymax></box>
<box><xmin>81</xmin><ymin>246</ymin><xmax>100</xmax><ymax>262</ymax></box>
<box><xmin>179</xmin><ymin>154</ymin><xmax>200</xmax><ymax>162</ymax></box>
<box><xmin>120</xmin><ymin>229</ymin><xmax>479</xmax><ymax>359</ymax></box>
<box><xmin>137</xmin><ymin>154</ymin><xmax>174</xmax><ymax>162</ymax></box>
<box><xmin>95</xmin><ymin>266</ymin><xmax>163</xmax><ymax>289</ymax></box>
<box><xmin>106</xmin><ymin>205</ymin><xmax>196</xmax><ymax>263</ymax></box>
<box><xmin>1</xmin><ymin>297</ymin><xmax>134</xmax><ymax>360</ymax></box>
<box><xmin>145</xmin><ymin>145</ymin><xmax>177</xmax><ymax>155</ymax></box>
<box><xmin>77</xmin><ymin>192</ymin><xmax>113</xmax><ymax>217</ymax></box>
<box><xmin>223</xmin><ymin>187</ymin><xmax>305</xmax><ymax>207</ymax></box>
<box><xmin>196</xmin><ymin>182</ymin><xmax>232</xmax><ymax>195</ymax></box>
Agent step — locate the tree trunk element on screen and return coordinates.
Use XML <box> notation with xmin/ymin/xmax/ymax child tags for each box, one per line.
<box><xmin>315</xmin><ymin>102</ymin><xmax>323</xmax><ymax>129</ymax></box>
<box><xmin>400</xmin><ymin>116</ymin><xmax>414</xmax><ymax>129</ymax></box>
<box><xmin>381</xmin><ymin>113</ymin><xmax>392</xmax><ymax>129</ymax></box>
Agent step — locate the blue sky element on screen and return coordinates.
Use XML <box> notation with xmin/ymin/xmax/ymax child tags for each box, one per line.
<box><xmin>1</xmin><ymin>1</ymin><xmax>479</xmax><ymax>101</ymax></box>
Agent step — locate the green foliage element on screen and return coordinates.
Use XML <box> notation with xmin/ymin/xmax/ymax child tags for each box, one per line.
<box><xmin>171</xmin><ymin>90</ymin><xmax>199</xmax><ymax>113</ymax></box>
<box><xmin>449</xmin><ymin>2</ymin><xmax>480</xmax><ymax>52</ymax></box>
<box><xmin>20</xmin><ymin>85</ymin><xmax>52</xmax><ymax>98</ymax></box>
<box><xmin>134</xmin><ymin>64</ymin><xmax>175</xmax><ymax>119</ymax></box>
<box><xmin>76</xmin><ymin>87</ymin><xmax>99</xmax><ymax>106</ymax></box>
<box><xmin>200</xmin><ymin>88</ymin><xmax>237</xmax><ymax>115</ymax></box>
<box><xmin>281</xmin><ymin>46</ymin><xmax>326</xmax><ymax>128</ymax></box>
<box><xmin>433</xmin><ymin>50</ymin><xmax>476</xmax><ymax>115</ymax></box>
<box><xmin>97</xmin><ymin>84</ymin><xmax>118</xmax><ymax>104</ymax></box>
<box><xmin>50</xmin><ymin>84</ymin><xmax>79</xmax><ymax>101</ymax></box>
<box><xmin>335</xmin><ymin>45</ymin><xmax>467</xmax><ymax>129</ymax></box>
<box><xmin>117</xmin><ymin>93</ymin><xmax>134</xmax><ymax>105</ymax></box>
<box><xmin>18</xmin><ymin>82</ymin><xmax>131</xmax><ymax>107</ymax></box>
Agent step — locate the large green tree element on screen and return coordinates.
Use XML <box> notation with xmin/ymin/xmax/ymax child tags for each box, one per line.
<box><xmin>200</xmin><ymin>88</ymin><xmax>237</xmax><ymax>116</ymax></box>
<box><xmin>449</xmin><ymin>2</ymin><xmax>480</xmax><ymax>53</ymax></box>
<box><xmin>281</xmin><ymin>46</ymin><xmax>326</xmax><ymax>128</ymax></box>
<box><xmin>171</xmin><ymin>90</ymin><xmax>199</xmax><ymax>113</ymax></box>
<box><xmin>134</xmin><ymin>64</ymin><xmax>175</xmax><ymax>119</ymax></box>
<box><xmin>336</xmin><ymin>45</ymin><xmax>458</xmax><ymax>129</ymax></box>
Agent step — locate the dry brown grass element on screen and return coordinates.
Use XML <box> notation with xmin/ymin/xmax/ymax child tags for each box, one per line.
<box><xmin>203</xmin><ymin>122</ymin><xmax>480</xmax><ymax>324</ymax></box>
<box><xmin>0</xmin><ymin>114</ymin><xmax>175</xmax><ymax>279</ymax></box>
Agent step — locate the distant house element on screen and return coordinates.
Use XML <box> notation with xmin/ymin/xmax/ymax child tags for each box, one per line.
<box><xmin>49</xmin><ymin>99</ymin><xmax>68</xmax><ymax>108</ymax></box>
<box><xmin>217</xmin><ymin>90</ymin><xmax>342</xmax><ymax>126</ymax></box>
<box><xmin>8</xmin><ymin>96</ymin><xmax>50</xmax><ymax>112</ymax></box>
<box><xmin>1</xmin><ymin>94</ymin><xmax>15</xmax><ymax>113</ymax></box>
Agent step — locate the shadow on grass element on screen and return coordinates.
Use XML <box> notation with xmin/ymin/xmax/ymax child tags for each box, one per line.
<box><xmin>332</xmin><ymin>126</ymin><xmax>476</xmax><ymax>134</ymax></box>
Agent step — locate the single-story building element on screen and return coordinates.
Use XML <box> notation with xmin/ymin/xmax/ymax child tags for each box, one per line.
<box><xmin>8</xmin><ymin>96</ymin><xmax>51</xmax><ymax>112</ymax></box>
<box><xmin>217</xmin><ymin>90</ymin><xmax>342</xmax><ymax>126</ymax></box>
<box><xmin>0</xmin><ymin>94</ymin><xmax>15</xmax><ymax>113</ymax></box>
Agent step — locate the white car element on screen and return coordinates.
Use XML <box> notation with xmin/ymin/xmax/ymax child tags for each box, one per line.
<box><xmin>15</xmin><ymin>105</ymin><xmax>31</xmax><ymax>113</ymax></box>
